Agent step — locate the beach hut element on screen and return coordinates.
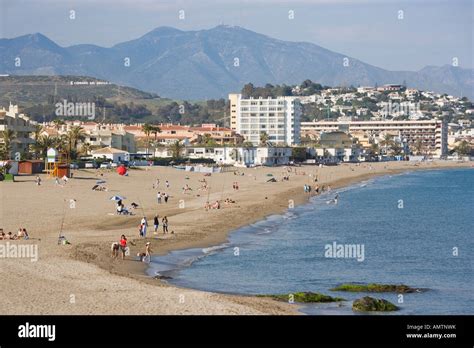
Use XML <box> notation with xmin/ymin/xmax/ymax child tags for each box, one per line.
<box><xmin>18</xmin><ymin>160</ymin><xmax>44</xmax><ymax>175</ymax></box>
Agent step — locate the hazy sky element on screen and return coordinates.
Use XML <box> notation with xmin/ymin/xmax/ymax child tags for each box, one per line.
<box><xmin>1</xmin><ymin>0</ymin><xmax>472</xmax><ymax>71</ymax></box>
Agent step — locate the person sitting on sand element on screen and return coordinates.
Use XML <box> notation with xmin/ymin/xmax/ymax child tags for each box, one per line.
<box><xmin>224</xmin><ymin>198</ymin><xmax>235</xmax><ymax>204</ymax></box>
<box><xmin>0</xmin><ymin>231</ymin><xmax>5</xmax><ymax>240</ymax></box>
<box><xmin>17</xmin><ymin>228</ymin><xmax>24</xmax><ymax>239</ymax></box>
<box><xmin>6</xmin><ymin>232</ymin><xmax>17</xmax><ymax>240</ymax></box>
<box><xmin>22</xmin><ymin>228</ymin><xmax>29</xmax><ymax>240</ymax></box>
<box><xmin>211</xmin><ymin>200</ymin><xmax>220</xmax><ymax>210</ymax></box>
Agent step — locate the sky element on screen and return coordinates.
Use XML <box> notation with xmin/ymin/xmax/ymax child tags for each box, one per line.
<box><xmin>0</xmin><ymin>0</ymin><xmax>472</xmax><ymax>71</ymax></box>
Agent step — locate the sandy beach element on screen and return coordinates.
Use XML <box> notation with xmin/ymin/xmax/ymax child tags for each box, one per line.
<box><xmin>0</xmin><ymin>160</ymin><xmax>470</xmax><ymax>315</ymax></box>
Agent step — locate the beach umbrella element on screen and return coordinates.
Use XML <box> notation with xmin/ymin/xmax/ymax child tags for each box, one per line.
<box><xmin>110</xmin><ymin>195</ymin><xmax>126</xmax><ymax>201</ymax></box>
<box><xmin>96</xmin><ymin>180</ymin><xmax>106</xmax><ymax>184</ymax></box>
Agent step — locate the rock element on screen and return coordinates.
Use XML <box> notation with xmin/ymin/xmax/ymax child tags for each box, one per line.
<box><xmin>154</xmin><ymin>275</ymin><xmax>173</xmax><ymax>280</ymax></box>
<box><xmin>258</xmin><ymin>291</ymin><xmax>345</xmax><ymax>303</ymax></box>
<box><xmin>331</xmin><ymin>283</ymin><xmax>421</xmax><ymax>293</ymax></box>
<box><xmin>352</xmin><ymin>296</ymin><xmax>399</xmax><ymax>312</ymax></box>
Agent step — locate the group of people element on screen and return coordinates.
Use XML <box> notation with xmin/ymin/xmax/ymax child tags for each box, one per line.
<box><xmin>156</xmin><ymin>192</ymin><xmax>169</xmax><ymax>204</ymax></box>
<box><xmin>152</xmin><ymin>215</ymin><xmax>169</xmax><ymax>234</ymax></box>
<box><xmin>0</xmin><ymin>228</ymin><xmax>29</xmax><ymax>240</ymax></box>
<box><xmin>205</xmin><ymin>200</ymin><xmax>220</xmax><ymax>210</ymax></box>
<box><xmin>153</xmin><ymin>178</ymin><xmax>170</xmax><ymax>190</ymax></box>
<box><xmin>111</xmin><ymin>234</ymin><xmax>133</xmax><ymax>260</ymax></box>
<box><xmin>139</xmin><ymin>215</ymin><xmax>170</xmax><ymax>237</ymax></box>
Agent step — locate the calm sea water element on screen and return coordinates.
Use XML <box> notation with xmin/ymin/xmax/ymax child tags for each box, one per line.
<box><xmin>148</xmin><ymin>168</ymin><xmax>474</xmax><ymax>315</ymax></box>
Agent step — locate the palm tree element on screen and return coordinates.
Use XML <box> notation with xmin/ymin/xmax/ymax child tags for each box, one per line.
<box><xmin>169</xmin><ymin>140</ymin><xmax>185</xmax><ymax>159</ymax></box>
<box><xmin>52</xmin><ymin>119</ymin><xmax>65</xmax><ymax>131</ymax></box>
<box><xmin>80</xmin><ymin>142</ymin><xmax>92</xmax><ymax>156</ymax></box>
<box><xmin>66</xmin><ymin>126</ymin><xmax>86</xmax><ymax>159</ymax></box>
<box><xmin>141</xmin><ymin>123</ymin><xmax>153</xmax><ymax>154</ymax></box>
<box><xmin>379</xmin><ymin>134</ymin><xmax>394</xmax><ymax>155</ymax></box>
<box><xmin>30</xmin><ymin>124</ymin><xmax>44</xmax><ymax>159</ymax></box>
<box><xmin>34</xmin><ymin>135</ymin><xmax>57</xmax><ymax>160</ymax></box>
<box><xmin>259</xmin><ymin>131</ymin><xmax>269</xmax><ymax>146</ymax></box>
<box><xmin>413</xmin><ymin>139</ymin><xmax>424</xmax><ymax>155</ymax></box>
<box><xmin>0</xmin><ymin>129</ymin><xmax>16</xmax><ymax>160</ymax></box>
<box><xmin>150</xmin><ymin>125</ymin><xmax>161</xmax><ymax>154</ymax></box>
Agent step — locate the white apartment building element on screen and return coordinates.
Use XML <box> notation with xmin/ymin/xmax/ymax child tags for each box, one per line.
<box><xmin>186</xmin><ymin>146</ymin><xmax>292</xmax><ymax>167</ymax></box>
<box><xmin>301</xmin><ymin>119</ymin><xmax>448</xmax><ymax>156</ymax></box>
<box><xmin>229</xmin><ymin>94</ymin><xmax>301</xmax><ymax>146</ymax></box>
<box><xmin>0</xmin><ymin>104</ymin><xmax>36</xmax><ymax>157</ymax></box>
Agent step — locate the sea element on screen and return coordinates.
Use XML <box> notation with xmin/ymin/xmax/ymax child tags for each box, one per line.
<box><xmin>147</xmin><ymin>168</ymin><xmax>474</xmax><ymax>315</ymax></box>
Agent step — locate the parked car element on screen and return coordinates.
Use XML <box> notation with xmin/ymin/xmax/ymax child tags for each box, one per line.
<box><xmin>110</xmin><ymin>163</ymin><xmax>118</xmax><ymax>168</ymax></box>
<box><xmin>100</xmin><ymin>163</ymin><xmax>111</xmax><ymax>169</ymax></box>
<box><xmin>70</xmin><ymin>163</ymin><xmax>79</xmax><ymax>169</ymax></box>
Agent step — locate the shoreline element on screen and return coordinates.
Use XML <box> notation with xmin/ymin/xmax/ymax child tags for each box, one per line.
<box><xmin>141</xmin><ymin>165</ymin><xmax>471</xmax><ymax>293</ymax></box>
<box><xmin>74</xmin><ymin>162</ymin><xmax>471</xmax><ymax>310</ymax></box>
<box><xmin>2</xmin><ymin>160</ymin><xmax>471</xmax><ymax>315</ymax></box>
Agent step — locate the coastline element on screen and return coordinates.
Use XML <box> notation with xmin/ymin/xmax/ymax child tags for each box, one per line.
<box><xmin>1</xmin><ymin>160</ymin><xmax>471</xmax><ymax>315</ymax></box>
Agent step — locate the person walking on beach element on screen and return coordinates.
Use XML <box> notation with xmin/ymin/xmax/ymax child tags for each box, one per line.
<box><xmin>138</xmin><ymin>242</ymin><xmax>152</xmax><ymax>262</ymax></box>
<box><xmin>35</xmin><ymin>176</ymin><xmax>41</xmax><ymax>186</ymax></box>
<box><xmin>140</xmin><ymin>216</ymin><xmax>148</xmax><ymax>238</ymax></box>
<box><xmin>165</xmin><ymin>180</ymin><xmax>170</xmax><ymax>188</ymax></box>
<box><xmin>164</xmin><ymin>192</ymin><xmax>169</xmax><ymax>203</ymax></box>
<box><xmin>157</xmin><ymin>192</ymin><xmax>162</xmax><ymax>204</ymax></box>
<box><xmin>119</xmin><ymin>235</ymin><xmax>128</xmax><ymax>260</ymax></box>
<box><xmin>153</xmin><ymin>214</ymin><xmax>160</xmax><ymax>233</ymax></box>
<box><xmin>162</xmin><ymin>216</ymin><xmax>169</xmax><ymax>234</ymax></box>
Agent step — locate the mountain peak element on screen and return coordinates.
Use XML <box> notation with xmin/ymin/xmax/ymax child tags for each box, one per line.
<box><xmin>143</xmin><ymin>26</ymin><xmax>184</xmax><ymax>37</ymax></box>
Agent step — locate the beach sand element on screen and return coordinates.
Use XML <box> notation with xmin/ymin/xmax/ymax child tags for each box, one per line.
<box><xmin>0</xmin><ymin>160</ymin><xmax>470</xmax><ymax>314</ymax></box>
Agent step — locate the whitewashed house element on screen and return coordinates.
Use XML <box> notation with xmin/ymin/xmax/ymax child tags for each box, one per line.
<box><xmin>92</xmin><ymin>147</ymin><xmax>129</xmax><ymax>163</ymax></box>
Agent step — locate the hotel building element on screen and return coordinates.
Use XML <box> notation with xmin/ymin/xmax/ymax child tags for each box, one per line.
<box><xmin>301</xmin><ymin>119</ymin><xmax>448</xmax><ymax>156</ymax></box>
<box><xmin>0</xmin><ymin>104</ymin><xmax>36</xmax><ymax>157</ymax></box>
<box><xmin>229</xmin><ymin>93</ymin><xmax>301</xmax><ymax>146</ymax></box>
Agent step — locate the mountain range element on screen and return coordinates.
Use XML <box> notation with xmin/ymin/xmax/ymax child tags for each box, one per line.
<box><xmin>0</xmin><ymin>25</ymin><xmax>472</xmax><ymax>100</ymax></box>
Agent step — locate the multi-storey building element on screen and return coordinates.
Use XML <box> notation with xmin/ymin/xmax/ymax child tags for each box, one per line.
<box><xmin>301</xmin><ymin>119</ymin><xmax>448</xmax><ymax>156</ymax></box>
<box><xmin>0</xmin><ymin>104</ymin><xmax>36</xmax><ymax>157</ymax></box>
<box><xmin>229</xmin><ymin>93</ymin><xmax>301</xmax><ymax>146</ymax></box>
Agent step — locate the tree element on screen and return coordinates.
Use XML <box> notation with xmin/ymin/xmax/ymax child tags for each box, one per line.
<box><xmin>169</xmin><ymin>140</ymin><xmax>185</xmax><ymax>159</ymax></box>
<box><xmin>259</xmin><ymin>132</ymin><xmax>269</xmax><ymax>146</ymax></box>
<box><xmin>150</xmin><ymin>125</ymin><xmax>161</xmax><ymax>153</ymax></box>
<box><xmin>52</xmin><ymin>119</ymin><xmax>65</xmax><ymax>131</ymax></box>
<box><xmin>379</xmin><ymin>134</ymin><xmax>394</xmax><ymax>155</ymax></box>
<box><xmin>34</xmin><ymin>135</ymin><xmax>57</xmax><ymax>159</ymax></box>
<box><xmin>66</xmin><ymin>126</ymin><xmax>86</xmax><ymax>159</ymax></box>
<box><xmin>412</xmin><ymin>139</ymin><xmax>424</xmax><ymax>155</ymax></box>
<box><xmin>80</xmin><ymin>142</ymin><xmax>92</xmax><ymax>156</ymax></box>
<box><xmin>141</xmin><ymin>123</ymin><xmax>154</xmax><ymax>154</ymax></box>
<box><xmin>454</xmin><ymin>140</ymin><xmax>471</xmax><ymax>156</ymax></box>
<box><xmin>242</xmin><ymin>141</ymin><xmax>254</xmax><ymax>149</ymax></box>
<box><xmin>0</xmin><ymin>129</ymin><xmax>16</xmax><ymax>160</ymax></box>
